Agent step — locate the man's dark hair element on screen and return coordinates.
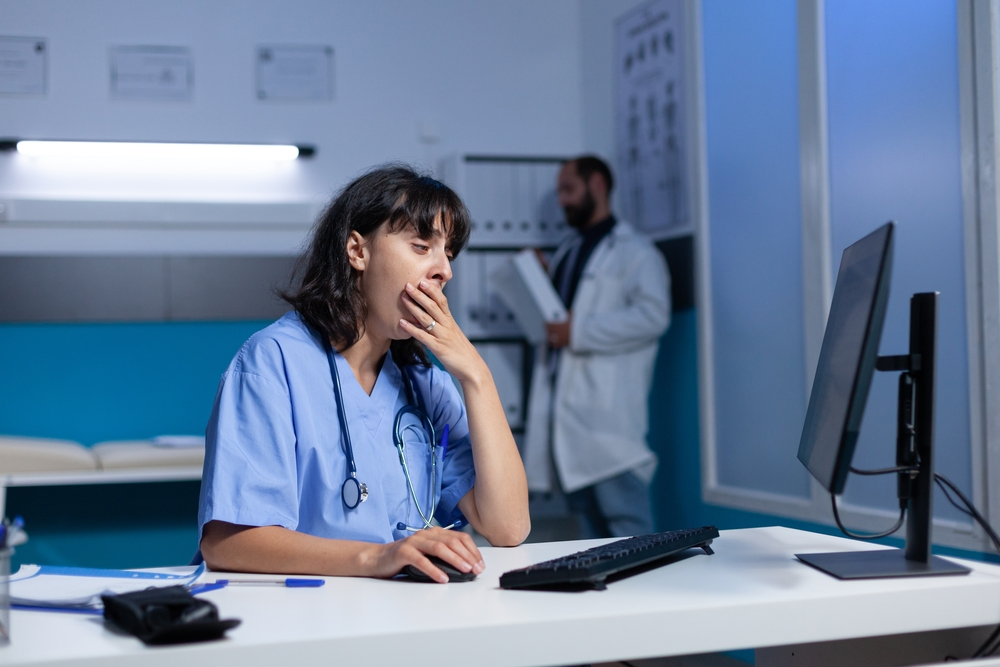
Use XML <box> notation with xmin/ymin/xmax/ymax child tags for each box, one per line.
<box><xmin>282</xmin><ymin>164</ymin><xmax>471</xmax><ymax>367</ymax></box>
<box><xmin>569</xmin><ymin>155</ymin><xmax>614</xmax><ymax>194</ymax></box>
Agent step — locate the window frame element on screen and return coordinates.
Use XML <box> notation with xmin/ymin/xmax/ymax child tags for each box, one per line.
<box><xmin>695</xmin><ymin>0</ymin><xmax>998</xmax><ymax>553</ymax></box>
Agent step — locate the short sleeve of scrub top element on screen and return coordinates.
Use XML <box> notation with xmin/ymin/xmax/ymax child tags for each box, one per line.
<box><xmin>197</xmin><ymin>312</ymin><xmax>477</xmax><ymax>545</ymax></box>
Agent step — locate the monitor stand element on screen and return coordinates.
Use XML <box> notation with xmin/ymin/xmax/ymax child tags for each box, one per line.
<box><xmin>795</xmin><ymin>293</ymin><xmax>971</xmax><ymax>580</ymax></box>
<box><xmin>797</xmin><ymin>546</ymin><xmax>969</xmax><ymax>580</ymax></box>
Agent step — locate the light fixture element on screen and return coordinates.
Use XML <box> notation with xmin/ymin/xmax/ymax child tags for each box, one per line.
<box><xmin>0</xmin><ymin>139</ymin><xmax>315</xmax><ymax>161</ymax></box>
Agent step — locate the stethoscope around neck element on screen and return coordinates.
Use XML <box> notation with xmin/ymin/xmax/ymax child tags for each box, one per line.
<box><xmin>324</xmin><ymin>339</ymin><xmax>463</xmax><ymax>532</ymax></box>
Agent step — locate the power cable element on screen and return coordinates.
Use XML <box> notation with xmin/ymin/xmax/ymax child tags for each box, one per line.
<box><xmin>847</xmin><ymin>465</ymin><xmax>1000</xmax><ymax>657</ymax></box>
<box><xmin>830</xmin><ymin>492</ymin><xmax>905</xmax><ymax>539</ymax></box>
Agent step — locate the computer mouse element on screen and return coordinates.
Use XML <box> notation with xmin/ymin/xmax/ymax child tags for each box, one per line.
<box><xmin>404</xmin><ymin>556</ymin><xmax>477</xmax><ymax>583</ymax></box>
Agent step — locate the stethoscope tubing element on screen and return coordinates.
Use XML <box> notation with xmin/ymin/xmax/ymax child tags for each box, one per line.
<box><xmin>393</xmin><ymin>404</ymin><xmax>438</xmax><ymax>530</ymax></box>
<box><xmin>325</xmin><ymin>341</ymin><xmax>370</xmax><ymax>510</ymax></box>
<box><xmin>325</xmin><ymin>338</ymin><xmax>443</xmax><ymax>528</ymax></box>
<box><xmin>326</xmin><ymin>341</ymin><xmax>358</xmax><ymax>478</ymax></box>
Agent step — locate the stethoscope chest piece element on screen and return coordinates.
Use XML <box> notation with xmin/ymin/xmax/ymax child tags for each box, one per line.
<box><xmin>342</xmin><ymin>476</ymin><xmax>369</xmax><ymax>509</ymax></box>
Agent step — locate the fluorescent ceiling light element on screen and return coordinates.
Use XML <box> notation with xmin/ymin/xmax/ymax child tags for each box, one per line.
<box><xmin>8</xmin><ymin>140</ymin><xmax>310</xmax><ymax>161</ymax></box>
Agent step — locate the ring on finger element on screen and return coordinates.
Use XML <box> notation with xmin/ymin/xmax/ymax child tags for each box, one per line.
<box><xmin>426</xmin><ymin>320</ymin><xmax>436</xmax><ymax>332</ymax></box>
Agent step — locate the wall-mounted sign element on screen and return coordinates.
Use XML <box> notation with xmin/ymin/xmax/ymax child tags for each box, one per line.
<box><xmin>616</xmin><ymin>0</ymin><xmax>690</xmax><ymax>238</ymax></box>
<box><xmin>256</xmin><ymin>45</ymin><xmax>333</xmax><ymax>101</ymax></box>
<box><xmin>0</xmin><ymin>36</ymin><xmax>47</xmax><ymax>95</ymax></box>
<box><xmin>110</xmin><ymin>46</ymin><xmax>192</xmax><ymax>100</ymax></box>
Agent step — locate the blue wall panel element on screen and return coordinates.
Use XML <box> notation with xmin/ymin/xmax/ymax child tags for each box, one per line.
<box><xmin>0</xmin><ymin>321</ymin><xmax>268</xmax><ymax>444</ymax></box>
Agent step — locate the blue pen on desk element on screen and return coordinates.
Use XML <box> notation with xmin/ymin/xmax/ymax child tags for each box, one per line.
<box><xmin>211</xmin><ymin>578</ymin><xmax>324</xmax><ymax>588</ymax></box>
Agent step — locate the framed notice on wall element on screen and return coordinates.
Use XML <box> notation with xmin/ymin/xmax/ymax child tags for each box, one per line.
<box><xmin>0</xmin><ymin>36</ymin><xmax>47</xmax><ymax>95</ymax></box>
<box><xmin>256</xmin><ymin>45</ymin><xmax>334</xmax><ymax>101</ymax></box>
<box><xmin>110</xmin><ymin>46</ymin><xmax>193</xmax><ymax>101</ymax></box>
<box><xmin>615</xmin><ymin>0</ymin><xmax>691</xmax><ymax>239</ymax></box>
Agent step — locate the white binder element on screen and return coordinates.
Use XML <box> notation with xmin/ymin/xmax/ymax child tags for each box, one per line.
<box><xmin>490</xmin><ymin>249</ymin><xmax>568</xmax><ymax>345</ymax></box>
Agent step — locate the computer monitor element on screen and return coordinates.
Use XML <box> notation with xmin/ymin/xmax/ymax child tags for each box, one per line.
<box><xmin>794</xmin><ymin>222</ymin><xmax>970</xmax><ymax>579</ymax></box>
<box><xmin>797</xmin><ymin>223</ymin><xmax>893</xmax><ymax>494</ymax></box>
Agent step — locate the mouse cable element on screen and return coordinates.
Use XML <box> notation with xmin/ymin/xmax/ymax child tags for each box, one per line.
<box><xmin>852</xmin><ymin>466</ymin><xmax>1000</xmax><ymax>657</ymax></box>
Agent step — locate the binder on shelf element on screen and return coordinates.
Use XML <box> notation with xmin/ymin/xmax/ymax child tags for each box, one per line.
<box><xmin>490</xmin><ymin>249</ymin><xmax>567</xmax><ymax>345</ymax></box>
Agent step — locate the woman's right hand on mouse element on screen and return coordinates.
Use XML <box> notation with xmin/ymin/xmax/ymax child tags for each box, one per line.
<box><xmin>362</xmin><ymin>527</ymin><xmax>485</xmax><ymax>584</ymax></box>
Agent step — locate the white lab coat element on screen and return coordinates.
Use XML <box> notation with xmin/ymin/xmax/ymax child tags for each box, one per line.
<box><xmin>523</xmin><ymin>220</ymin><xmax>671</xmax><ymax>493</ymax></box>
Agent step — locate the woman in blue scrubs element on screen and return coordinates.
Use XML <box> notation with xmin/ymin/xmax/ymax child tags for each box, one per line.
<box><xmin>198</xmin><ymin>166</ymin><xmax>530</xmax><ymax>583</ymax></box>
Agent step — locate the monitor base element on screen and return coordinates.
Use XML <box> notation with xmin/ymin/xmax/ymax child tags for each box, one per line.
<box><xmin>796</xmin><ymin>549</ymin><xmax>970</xmax><ymax>580</ymax></box>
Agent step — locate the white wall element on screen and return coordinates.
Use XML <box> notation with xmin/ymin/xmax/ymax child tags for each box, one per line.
<box><xmin>578</xmin><ymin>0</ymin><xmax>647</xmax><ymax>213</ymax></box>
<box><xmin>0</xmin><ymin>0</ymin><xmax>585</xmax><ymax>205</ymax></box>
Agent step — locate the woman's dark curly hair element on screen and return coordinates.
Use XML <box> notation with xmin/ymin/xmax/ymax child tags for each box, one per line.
<box><xmin>283</xmin><ymin>164</ymin><xmax>471</xmax><ymax>367</ymax></box>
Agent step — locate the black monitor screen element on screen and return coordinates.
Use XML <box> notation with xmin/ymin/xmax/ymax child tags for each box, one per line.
<box><xmin>797</xmin><ymin>222</ymin><xmax>894</xmax><ymax>494</ymax></box>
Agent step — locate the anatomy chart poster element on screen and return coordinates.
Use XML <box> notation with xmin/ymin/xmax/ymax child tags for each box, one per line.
<box><xmin>616</xmin><ymin>0</ymin><xmax>690</xmax><ymax>238</ymax></box>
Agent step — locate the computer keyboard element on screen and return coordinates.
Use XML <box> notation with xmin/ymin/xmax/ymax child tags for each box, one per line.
<box><xmin>499</xmin><ymin>525</ymin><xmax>719</xmax><ymax>590</ymax></box>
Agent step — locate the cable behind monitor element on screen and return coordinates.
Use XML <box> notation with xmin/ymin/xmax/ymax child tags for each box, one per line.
<box><xmin>846</xmin><ymin>464</ymin><xmax>1000</xmax><ymax>658</ymax></box>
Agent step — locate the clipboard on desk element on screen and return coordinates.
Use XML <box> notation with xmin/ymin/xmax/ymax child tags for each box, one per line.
<box><xmin>491</xmin><ymin>249</ymin><xmax>568</xmax><ymax>345</ymax></box>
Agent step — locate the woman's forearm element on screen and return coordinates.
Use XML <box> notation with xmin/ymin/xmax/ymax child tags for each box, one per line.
<box><xmin>459</xmin><ymin>365</ymin><xmax>530</xmax><ymax>546</ymax></box>
<box><xmin>201</xmin><ymin>521</ymin><xmax>375</xmax><ymax>576</ymax></box>
<box><xmin>201</xmin><ymin>520</ymin><xmax>486</xmax><ymax>582</ymax></box>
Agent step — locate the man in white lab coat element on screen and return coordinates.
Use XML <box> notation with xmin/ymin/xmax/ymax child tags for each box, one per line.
<box><xmin>523</xmin><ymin>155</ymin><xmax>671</xmax><ymax>538</ymax></box>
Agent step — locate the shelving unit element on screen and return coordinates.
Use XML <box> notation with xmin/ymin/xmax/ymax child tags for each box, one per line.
<box><xmin>438</xmin><ymin>154</ymin><xmax>569</xmax><ymax>433</ymax></box>
<box><xmin>0</xmin><ymin>466</ymin><xmax>203</xmax><ymax>518</ymax></box>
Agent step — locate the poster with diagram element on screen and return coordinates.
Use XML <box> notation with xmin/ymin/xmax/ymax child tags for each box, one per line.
<box><xmin>616</xmin><ymin>0</ymin><xmax>690</xmax><ymax>238</ymax></box>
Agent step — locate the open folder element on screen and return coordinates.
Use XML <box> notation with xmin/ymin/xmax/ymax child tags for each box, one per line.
<box><xmin>490</xmin><ymin>249</ymin><xmax>568</xmax><ymax>345</ymax></box>
<box><xmin>10</xmin><ymin>563</ymin><xmax>206</xmax><ymax>610</ymax></box>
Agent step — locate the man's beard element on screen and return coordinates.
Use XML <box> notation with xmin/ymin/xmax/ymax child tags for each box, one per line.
<box><xmin>563</xmin><ymin>188</ymin><xmax>596</xmax><ymax>230</ymax></box>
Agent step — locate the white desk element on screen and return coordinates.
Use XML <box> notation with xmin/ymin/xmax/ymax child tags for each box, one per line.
<box><xmin>2</xmin><ymin>527</ymin><xmax>999</xmax><ymax>667</ymax></box>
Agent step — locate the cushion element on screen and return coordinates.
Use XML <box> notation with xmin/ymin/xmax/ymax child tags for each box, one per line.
<box><xmin>92</xmin><ymin>441</ymin><xmax>205</xmax><ymax>470</ymax></box>
<box><xmin>0</xmin><ymin>436</ymin><xmax>99</xmax><ymax>473</ymax></box>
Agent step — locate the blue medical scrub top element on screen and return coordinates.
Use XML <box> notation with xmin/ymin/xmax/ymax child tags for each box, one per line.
<box><xmin>197</xmin><ymin>312</ymin><xmax>476</xmax><ymax>545</ymax></box>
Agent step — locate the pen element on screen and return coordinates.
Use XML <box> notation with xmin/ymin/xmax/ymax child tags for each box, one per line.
<box><xmin>210</xmin><ymin>578</ymin><xmax>324</xmax><ymax>588</ymax></box>
<box><xmin>439</xmin><ymin>423</ymin><xmax>449</xmax><ymax>461</ymax></box>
